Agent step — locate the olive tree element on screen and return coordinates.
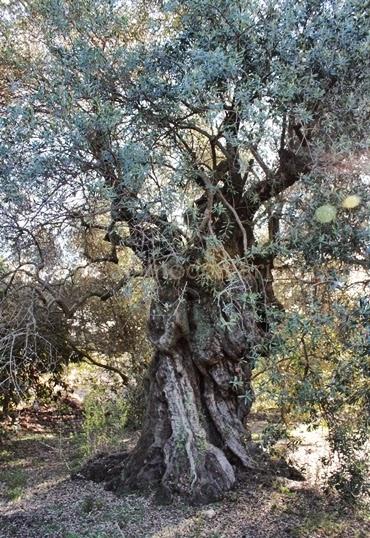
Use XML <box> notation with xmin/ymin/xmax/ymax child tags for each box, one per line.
<box><xmin>0</xmin><ymin>0</ymin><xmax>369</xmax><ymax>502</ymax></box>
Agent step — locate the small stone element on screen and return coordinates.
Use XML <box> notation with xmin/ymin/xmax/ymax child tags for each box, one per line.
<box><xmin>204</xmin><ymin>508</ymin><xmax>216</xmax><ymax>519</ymax></box>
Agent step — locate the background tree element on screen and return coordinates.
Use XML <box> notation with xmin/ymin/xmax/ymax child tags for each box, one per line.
<box><xmin>0</xmin><ymin>0</ymin><xmax>369</xmax><ymax>502</ymax></box>
<box><xmin>0</xmin><ymin>272</ymin><xmax>81</xmax><ymax>418</ymax></box>
<box><xmin>0</xmin><ymin>214</ymin><xmax>151</xmax><ymax>416</ymax></box>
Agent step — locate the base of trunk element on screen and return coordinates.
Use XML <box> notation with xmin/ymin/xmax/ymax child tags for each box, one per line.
<box><xmin>77</xmin><ymin>352</ymin><xmax>270</xmax><ymax>504</ymax></box>
<box><xmin>121</xmin><ymin>351</ymin><xmax>265</xmax><ymax>503</ymax></box>
<box><xmin>75</xmin><ymin>350</ymin><xmax>304</xmax><ymax>503</ymax></box>
<box><xmin>76</xmin><ymin>287</ymin><xmax>304</xmax><ymax>504</ymax></box>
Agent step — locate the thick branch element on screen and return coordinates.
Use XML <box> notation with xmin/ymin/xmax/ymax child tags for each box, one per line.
<box><xmin>246</xmin><ymin>149</ymin><xmax>310</xmax><ymax>214</ymax></box>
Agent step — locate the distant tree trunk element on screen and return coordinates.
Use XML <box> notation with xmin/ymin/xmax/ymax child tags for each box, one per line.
<box><xmin>120</xmin><ymin>283</ymin><xmax>263</xmax><ymax>503</ymax></box>
<box><xmin>1</xmin><ymin>391</ymin><xmax>11</xmax><ymax>420</ymax></box>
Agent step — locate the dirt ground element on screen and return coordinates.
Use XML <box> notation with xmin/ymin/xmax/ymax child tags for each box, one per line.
<box><xmin>0</xmin><ymin>407</ymin><xmax>368</xmax><ymax>538</ymax></box>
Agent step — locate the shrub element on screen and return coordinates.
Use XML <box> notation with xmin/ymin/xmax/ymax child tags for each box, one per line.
<box><xmin>81</xmin><ymin>386</ymin><xmax>130</xmax><ymax>456</ymax></box>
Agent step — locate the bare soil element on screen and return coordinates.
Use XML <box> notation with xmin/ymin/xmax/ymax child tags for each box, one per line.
<box><xmin>0</xmin><ymin>406</ymin><xmax>368</xmax><ymax>538</ymax></box>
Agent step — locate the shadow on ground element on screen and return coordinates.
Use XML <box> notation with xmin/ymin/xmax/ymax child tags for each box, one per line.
<box><xmin>0</xmin><ymin>409</ymin><xmax>368</xmax><ymax>538</ymax></box>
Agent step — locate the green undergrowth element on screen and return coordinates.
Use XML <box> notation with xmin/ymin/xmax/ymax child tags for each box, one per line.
<box><xmin>78</xmin><ymin>386</ymin><xmax>130</xmax><ymax>457</ymax></box>
<box><xmin>2</xmin><ymin>466</ymin><xmax>27</xmax><ymax>500</ymax></box>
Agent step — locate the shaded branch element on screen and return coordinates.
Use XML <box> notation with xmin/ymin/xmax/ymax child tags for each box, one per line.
<box><xmin>15</xmin><ymin>268</ymin><xmax>143</xmax><ymax>319</ymax></box>
<box><xmin>246</xmin><ymin>149</ymin><xmax>310</xmax><ymax>214</ymax></box>
<box><xmin>65</xmin><ymin>338</ymin><xmax>129</xmax><ymax>384</ymax></box>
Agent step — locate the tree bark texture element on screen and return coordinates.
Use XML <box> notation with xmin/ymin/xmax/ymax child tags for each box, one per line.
<box><xmin>120</xmin><ymin>283</ymin><xmax>264</xmax><ymax>503</ymax></box>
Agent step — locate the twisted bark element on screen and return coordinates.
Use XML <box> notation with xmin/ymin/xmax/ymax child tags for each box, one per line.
<box><xmin>118</xmin><ymin>284</ymin><xmax>263</xmax><ymax>503</ymax></box>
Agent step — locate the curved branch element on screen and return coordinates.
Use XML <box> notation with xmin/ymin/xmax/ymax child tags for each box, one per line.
<box><xmin>246</xmin><ymin>149</ymin><xmax>310</xmax><ymax>214</ymax></box>
<box><xmin>65</xmin><ymin>338</ymin><xmax>129</xmax><ymax>384</ymax></box>
<box><xmin>82</xmin><ymin>355</ymin><xmax>129</xmax><ymax>384</ymax></box>
<box><xmin>17</xmin><ymin>268</ymin><xmax>143</xmax><ymax>318</ymax></box>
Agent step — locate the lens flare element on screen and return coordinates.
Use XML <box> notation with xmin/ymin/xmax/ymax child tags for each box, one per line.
<box><xmin>314</xmin><ymin>204</ymin><xmax>337</xmax><ymax>223</ymax></box>
<box><xmin>341</xmin><ymin>194</ymin><xmax>361</xmax><ymax>209</ymax></box>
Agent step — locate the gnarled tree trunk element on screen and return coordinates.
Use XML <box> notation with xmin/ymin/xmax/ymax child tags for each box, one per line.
<box><xmin>120</xmin><ymin>283</ymin><xmax>263</xmax><ymax>503</ymax></box>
